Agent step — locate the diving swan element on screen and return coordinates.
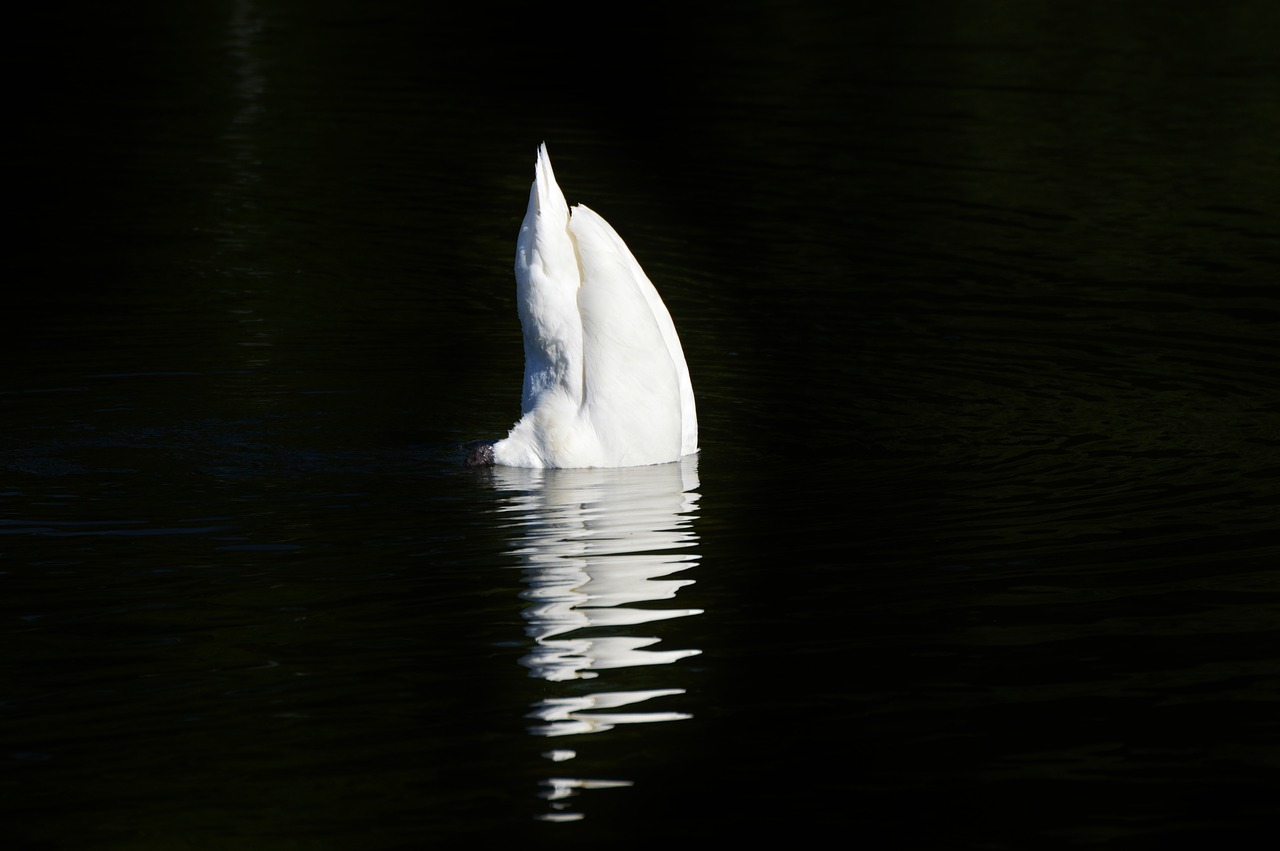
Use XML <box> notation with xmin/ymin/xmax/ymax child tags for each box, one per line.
<box><xmin>468</xmin><ymin>144</ymin><xmax>697</xmax><ymax>468</ymax></box>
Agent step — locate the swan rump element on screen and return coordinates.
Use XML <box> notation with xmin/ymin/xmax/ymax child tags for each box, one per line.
<box><xmin>481</xmin><ymin>144</ymin><xmax>697</xmax><ymax>468</ymax></box>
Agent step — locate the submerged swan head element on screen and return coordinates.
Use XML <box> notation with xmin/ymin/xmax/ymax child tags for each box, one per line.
<box><xmin>468</xmin><ymin>145</ymin><xmax>697</xmax><ymax>469</ymax></box>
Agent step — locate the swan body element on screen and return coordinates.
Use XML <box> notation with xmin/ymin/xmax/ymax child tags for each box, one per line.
<box><xmin>485</xmin><ymin>144</ymin><xmax>697</xmax><ymax>468</ymax></box>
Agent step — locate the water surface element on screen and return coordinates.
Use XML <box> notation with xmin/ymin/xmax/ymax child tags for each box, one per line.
<box><xmin>6</xmin><ymin>1</ymin><xmax>1279</xmax><ymax>847</ymax></box>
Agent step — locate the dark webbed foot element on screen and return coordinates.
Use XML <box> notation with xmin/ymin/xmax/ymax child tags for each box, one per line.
<box><xmin>464</xmin><ymin>442</ymin><xmax>495</xmax><ymax>468</ymax></box>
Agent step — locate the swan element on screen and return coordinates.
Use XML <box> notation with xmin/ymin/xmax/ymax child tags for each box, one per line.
<box><xmin>468</xmin><ymin>144</ymin><xmax>697</xmax><ymax>468</ymax></box>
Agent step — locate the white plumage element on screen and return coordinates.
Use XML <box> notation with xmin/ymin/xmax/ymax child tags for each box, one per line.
<box><xmin>489</xmin><ymin>144</ymin><xmax>697</xmax><ymax>468</ymax></box>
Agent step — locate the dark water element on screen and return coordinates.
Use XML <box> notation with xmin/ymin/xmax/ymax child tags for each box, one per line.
<box><xmin>6</xmin><ymin>1</ymin><xmax>1279</xmax><ymax>847</ymax></box>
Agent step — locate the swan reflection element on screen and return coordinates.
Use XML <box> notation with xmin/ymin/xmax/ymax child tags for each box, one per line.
<box><xmin>492</xmin><ymin>455</ymin><xmax>702</xmax><ymax>822</ymax></box>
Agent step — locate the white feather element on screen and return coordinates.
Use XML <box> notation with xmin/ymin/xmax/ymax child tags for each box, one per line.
<box><xmin>492</xmin><ymin>144</ymin><xmax>698</xmax><ymax>468</ymax></box>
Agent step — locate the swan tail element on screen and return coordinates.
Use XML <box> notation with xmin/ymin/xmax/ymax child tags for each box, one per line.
<box><xmin>515</xmin><ymin>144</ymin><xmax>585</xmax><ymax>414</ymax></box>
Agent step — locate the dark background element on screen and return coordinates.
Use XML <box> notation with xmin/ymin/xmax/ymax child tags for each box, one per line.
<box><xmin>5</xmin><ymin>1</ymin><xmax>1279</xmax><ymax>847</ymax></box>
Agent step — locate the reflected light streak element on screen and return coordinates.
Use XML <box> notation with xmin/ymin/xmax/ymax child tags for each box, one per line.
<box><xmin>492</xmin><ymin>456</ymin><xmax>703</xmax><ymax>823</ymax></box>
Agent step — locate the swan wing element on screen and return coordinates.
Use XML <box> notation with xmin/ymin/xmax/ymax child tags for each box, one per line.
<box><xmin>571</xmin><ymin>204</ymin><xmax>691</xmax><ymax>465</ymax></box>
<box><xmin>571</xmin><ymin>204</ymin><xmax>697</xmax><ymax>458</ymax></box>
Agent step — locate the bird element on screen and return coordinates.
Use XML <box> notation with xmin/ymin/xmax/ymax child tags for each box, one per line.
<box><xmin>467</xmin><ymin>144</ymin><xmax>697</xmax><ymax>468</ymax></box>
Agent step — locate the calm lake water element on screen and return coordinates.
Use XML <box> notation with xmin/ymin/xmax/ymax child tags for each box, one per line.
<box><xmin>6</xmin><ymin>1</ymin><xmax>1279</xmax><ymax>847</ymax></box>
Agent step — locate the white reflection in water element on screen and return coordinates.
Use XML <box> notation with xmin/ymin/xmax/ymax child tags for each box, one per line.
<box><xmin>492</xmin><ymin>455</ymin><xmax>702</xmax><ymax>823</ymax></box>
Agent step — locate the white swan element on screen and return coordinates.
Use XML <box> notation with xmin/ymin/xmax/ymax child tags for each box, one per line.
<box><xmin>469</xmin><ymin>144</ymin><xmax>697</xmax><ymax>468</ymax></box>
